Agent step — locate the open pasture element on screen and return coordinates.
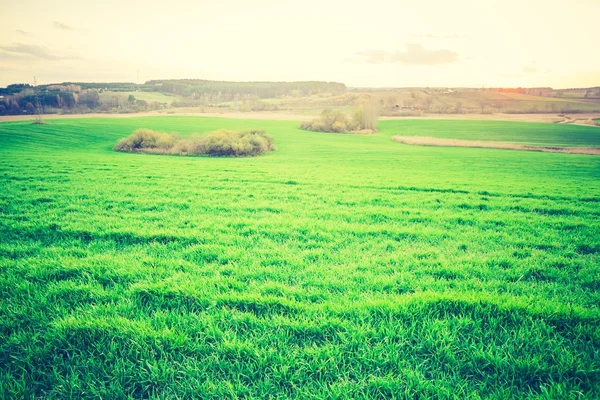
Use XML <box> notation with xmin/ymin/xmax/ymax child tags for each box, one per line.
<box><xmin>1</xmin><ymin>117</ymin><xmax>599</xmax><ymax>398</ymax></box>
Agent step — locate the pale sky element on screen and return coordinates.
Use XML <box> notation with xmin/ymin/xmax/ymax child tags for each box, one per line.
<box><xmin>0</xmin><ymin>0</ymin><xmax>598</xmax><ymax>88</ymax></box>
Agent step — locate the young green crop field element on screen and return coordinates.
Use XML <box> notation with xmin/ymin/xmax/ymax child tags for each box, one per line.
<box><xmin>1</xmin><ymin>117</ymin><xmax>599</xmax><ymax>398</ymax></box>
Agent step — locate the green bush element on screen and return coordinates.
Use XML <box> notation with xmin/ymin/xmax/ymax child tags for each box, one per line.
<box><xmin>113</xmin><ymin>129</ymin><xmax>175</xmax><ymax>152</ymax></box>
<box><xmin>197</xmin><ymin>129</ymin><xmax>275</xmax><ymax>157</ymax></box>
<box><xmin>300</xmin><ymin>106</ymin><xmax>378</xmax><ymax>133</ymax></box>
<box><xmin>114</xmin><ymin>129</ymin><xmax>275</xmax><ymax>157</ymax></box>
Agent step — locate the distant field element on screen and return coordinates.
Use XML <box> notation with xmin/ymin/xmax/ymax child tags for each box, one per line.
<box><xmin>560</xmin><ymin>92</ymin><xmax>589</xmax><ymax>99</ymax></box>
<box><xmin>449</xmin><ymin>92</ymin><xmax>600</xmax><ymax>112</ymax></box>
<box><xmin>90</xmin><ymin>89</ymin><xmax>600</xmax><ymax>115</ymax></box>
<box><xmin>1</xmin><ymin>117</ymin><xmax>599</xmax><ymax>398</ymax></box>
<box><xmin>108</xmin><ymin>91</ymin><xmax>182</xmax><ymax>105</ymax></box>
<box><xmin>358</xmin><ymin>90</ymin><xmax>600</xmax><ymax>114</ymax></box>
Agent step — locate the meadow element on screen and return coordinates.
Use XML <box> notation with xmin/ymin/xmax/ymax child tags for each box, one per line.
<box><xmin>1</xmin><ymin>117</ymin><xmax>599</xmax><ymax>398</ymax></box>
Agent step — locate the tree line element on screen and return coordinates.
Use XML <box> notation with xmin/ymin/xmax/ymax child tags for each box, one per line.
<box><xmin>0</xmin><ymin>79</ymin><xmax>347</xmax><ymax>115</ymax></box>
<box><xmin>146</xmin><ymin>79</ymin><xmax>346</xmax><ymax>99</ymax></box>
<box><xmin>0</xmin><ymin>86</ymin><xmax>162</xmax><ymax>116</ymax></box>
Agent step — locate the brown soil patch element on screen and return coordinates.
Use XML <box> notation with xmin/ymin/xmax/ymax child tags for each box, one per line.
<box><xmin>383</xmin><ymin>113</ymin><xmax>600</xmax><ymax>126</ymax></box>
<box><xmin>392</xmin><ymin>136</ymin><xmax>600</xmax><ymax>155</ymax></box>
<box><xmin>0</xmin><ymin>110</ymin><xmax>313</xmax><ymax>123</ymax></box>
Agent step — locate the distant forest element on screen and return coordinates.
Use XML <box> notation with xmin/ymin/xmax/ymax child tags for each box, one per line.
<box><xmin>0</xmin><ymin>80</ymin><xmax>346</xmax><ymax>115</ymax></box>
<box><xmin>147</xmin><ymin>79</ymin><xmax>346</xmax><ymax>98</ymax></box>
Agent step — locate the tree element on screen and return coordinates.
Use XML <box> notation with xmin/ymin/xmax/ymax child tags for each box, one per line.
<box><xmin>0</xmin><ymin>105</ymin><xmax>6</xmax><ymax>115</ymax></box>
<box><xmin>353</xmin><ymin>102</ymin><xmax>379</xmax><ymax>130</ymax></box>
<box><xmin>78</xmin><ymin>91</ymin><xmax>100</xmax><ymax>108</ymax></box>
<box><xmin>454</xmin><ymin>101</ymin><xmax>463</xmax><ymax>114</ymax></box>
<box><xmin>9</xmin><ymin>102</ymin><xmax>21</xmax><ymax>115</ymax></box>
<box><xmin>128</xmin><ymin>94</ymin><xmax>136</xmax><ymax>104</ymax></box>
<box><xmin>424</xmin><ymin>96</ymin><xmax>434</xmax><ymax>111</ymax></box>
<box><xmin>386</xmin><ymin>95</ymin><xmax>398</xmax><ymax>108</ymax></box>
<box><xmin>25</xmin><ymin>102</ymin><xmax>35</xmax><ymax>114</ymax></box>
<box><xmin>134</xmin><ymin>99</ymin><xmax>149</xmax><ymax>111</ymax></box>
<box><xmin>479</xmin><ymin>101</ymin><xmax>489</xmax><ymax>113</ymax></box>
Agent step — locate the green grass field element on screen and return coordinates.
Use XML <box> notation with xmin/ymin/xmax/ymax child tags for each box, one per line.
<box><xmin>1</xmin><ymin>117</ymin><xmax>599</xmax><ymax>398</ymax></box>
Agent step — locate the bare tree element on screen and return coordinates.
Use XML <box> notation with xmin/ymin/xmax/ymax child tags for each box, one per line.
<box><xmin>479</xmin><ymin>101</ymin><xmax>489</xmax><ymax>113</ymax></box>
<box><xmin>424</xmin><ymin>96</ymin><xmax>434</xmax><ymax>111</ymax></box>
<box><xmin>386</xmin><ymin>95</ymin><xmax>398</xmax><ymax>108</ymax></box>
<box><xmin>354</xmin><ymin>101</ymin><xmax>380</xmax><ymax>130</ymax></box>
<box><xmin>454</xmin><ymin>101</ymin><xmax>463</xmax><ymax>114</ymax></box>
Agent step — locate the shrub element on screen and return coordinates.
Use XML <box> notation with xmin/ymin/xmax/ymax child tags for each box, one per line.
<box><xmin>301</xmin><ymin>105</ymin><xmax>378</xmax><ymax>133</ymax></box>
<box><xmin>331</xmin><ymin>121</ymin><xmax>347</xmax><ymax>133</ymax></box>
<box><xmin>114</xmin><ymin>129</ymin><xmax>275</xmax><ymax>157</ymax></box>
<box><xmin>113</xmin><ymin>129</ymin><xmax>173</xmax><ymax>152</ymax></box>
<box><xmin>197</xmin><ymin>129</ymin><xmax>275</xmax><ymax>156</ymax></box>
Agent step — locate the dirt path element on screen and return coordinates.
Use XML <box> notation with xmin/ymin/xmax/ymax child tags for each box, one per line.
<box><xmin>0</xmin><ymin>110</ymin><xmax>314</xmax><ymax>123</ymax></box>
<box><xmin>392</xmin><ymin>136</ymin><xmax>600</xmax><ymax>155</ymax></box>
<box><xmin>382</xmin><ymin>113</ymin><xmax>600</xmax><ymax>126</ymax></box>
<box><xmin>1</xmin><ymin>110</ymin><xmax>599</xmax><ymax>126</ymax></box>
<box><xmin>554</xmin><ymin>114</ymin><xmax>600</xmax><ymax>126</ymax></box>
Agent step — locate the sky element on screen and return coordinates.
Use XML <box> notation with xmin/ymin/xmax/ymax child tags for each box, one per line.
<box><xmin>0</xmin><ymin>0</ymin><xmax>598</xmax><ymax>88</ymax></box>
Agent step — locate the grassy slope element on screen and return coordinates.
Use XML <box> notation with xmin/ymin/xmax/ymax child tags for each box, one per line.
<box><xmin>442</xmin><ymin>92</ymin><xmax>600</xmax><ymax>111</ymax></box>
<box><xmin>1</xmin><ymin>118</ymin><xmax>599</xmax><ymax>398</ymax></box>
<box><xmin>362</xmin><ymin>90</ymin><xmax>600</xmax><ymax>113</ymax></box>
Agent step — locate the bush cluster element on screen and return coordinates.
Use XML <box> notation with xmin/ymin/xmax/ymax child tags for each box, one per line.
<box><xmin>114</xmin><ymin>129</ymin><xmax>275</xmax><ymax>157</ymax></box>
<box><xmin>300</xmin><ymin>104</ymin><xmax>378</xmax><ymax>133</ymax></box>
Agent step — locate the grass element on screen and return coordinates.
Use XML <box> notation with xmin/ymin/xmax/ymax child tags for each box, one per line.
<box><xmin>1</xmin><ymin>117</ymin><xmax>599</xmax><ymax>398</ymax></box>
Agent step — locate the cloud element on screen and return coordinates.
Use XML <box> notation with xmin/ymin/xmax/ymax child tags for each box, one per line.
<box><xmin>15</xmin><ymin>29</ymin><xmax>31</xmax><ymax>36</ymax></box>
<box><xmin>53</xmin><ymin>21</ymin><xmax>73</xmax><ymax>31</ymax></box>
<box><xmin>411</xmin><ymin>33</ymin><xmax>468</xmax><ymax>39</ymax></box>
<box><xmin>523</xmin><ymin>67</ymin><xmax>537</xmax><ymax>73</ymax></box>
<box><xmin>355</xmin><ymin>44</ymin><xmax>459</xmax><ymax>66</ymax></box>
<box><xmin>499</xmin><ymin>73</ymin><xmax>522</xmax><ymax>79</ymax></box>
<box><xmin>0</xmin><ymin>43</ymin><xmax>78</xmax><ymax>60</ymax></box>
